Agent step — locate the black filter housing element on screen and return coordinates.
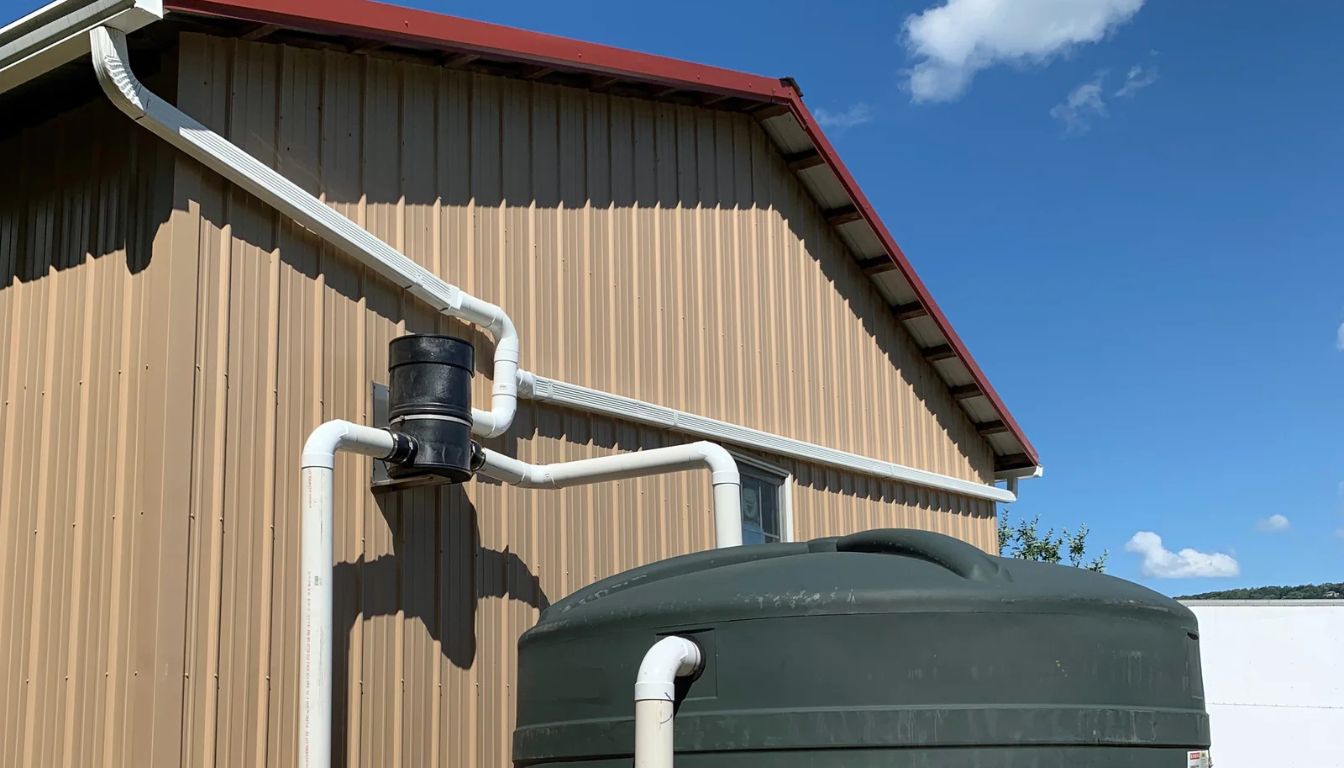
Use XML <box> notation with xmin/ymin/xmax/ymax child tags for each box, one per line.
<box><xmin>386</xmin><ymin>334</ymin><xmax>476</xmax><ymax>483</ymax></box>
<box><xmin>514</xmin><ymin>528</ymin><xmax>1209</xmax><ymax>767</ymax></box>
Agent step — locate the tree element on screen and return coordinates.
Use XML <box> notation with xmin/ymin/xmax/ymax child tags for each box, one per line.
<box><xmin>1177</xmin><ymin>583</ymin><xmax>1344</xmax><ymax>600</ymax></box>
<box><xmin>997</xmin><ymin>511</ymin><xmax>1107</xmax><ymax>572</ymax></box>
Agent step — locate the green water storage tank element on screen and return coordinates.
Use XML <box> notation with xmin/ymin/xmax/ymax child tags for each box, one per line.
<box><xmin>513</xmin><ymin>528</ymin><xmax>1209</xmax><ymax>767</ymax></box>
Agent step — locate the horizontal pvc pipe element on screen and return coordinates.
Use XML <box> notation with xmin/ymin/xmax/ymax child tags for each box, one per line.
<box><xmin>634</xmin><ymin>636</ymin><xmax>703</xmax><ymax>768</ymax></box>
<box><xmin>298</xmin><ymin>421</ymin><xmax>397</xmax><ymax>768</ymax></box>
<box><xmin>477</xmin><ymin>443</ymin><xmax>743</xmax><ymax>548</ymax></box>
<box><xmin>89</xmin><ymin>25</ymin><xmax>518</xmax><ymax>438</ymax></box>
<box><xmin>518</xmin><ymin>371</ymin><xmax>1016</xmax><ymax>503</ymax></box>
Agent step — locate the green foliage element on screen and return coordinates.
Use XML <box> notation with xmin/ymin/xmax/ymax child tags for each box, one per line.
<box><xmin>1176</xmin><ymin>583</ymin><xmax>1344</xmax><ymax>600</ymax></box>
<box><xmin>997</xmin><ymin>511</ymin><xmax>1107</xmax><ymax>572</ymax></box>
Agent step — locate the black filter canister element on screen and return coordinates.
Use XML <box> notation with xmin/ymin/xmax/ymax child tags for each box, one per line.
<box><xmin>386</xmin><ymin>334</ymin><xmax>476</xmax><ymax>482</ymax></box>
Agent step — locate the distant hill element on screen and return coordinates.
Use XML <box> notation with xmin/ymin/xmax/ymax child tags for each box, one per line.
<box><xmin>1177</xmin><ymin>583</ymin><xmax>1344</xmax><ymax>600</ymax></box>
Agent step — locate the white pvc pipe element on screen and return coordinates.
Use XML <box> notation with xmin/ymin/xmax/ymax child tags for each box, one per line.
<box><xmin>477</xmin><ymin>443</ymin><xmax>744</xmax><ymax>548</ymax></box>
<box><xmin>299</xmin><ymin>420</ymin><xmax>398</xmax><ymax>768</ymax></box>
<box><xmin>634</xmin><ymin>636</ymin><xmax>703</xmax><ymax>768</ymax></box>
<box><xmin>88</xmin><ymin>25</ymin><xmax>518</xmax><ymax>438</ymax></box>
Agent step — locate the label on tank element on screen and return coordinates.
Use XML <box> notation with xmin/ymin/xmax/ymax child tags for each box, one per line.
<box><xmin>1187</xmin><ymin>750</ymin><xmax>1211</xmax><ymax>768</ymax></box>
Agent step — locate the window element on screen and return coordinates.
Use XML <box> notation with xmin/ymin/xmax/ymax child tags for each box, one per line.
<box><xmin>738</xmin><ymin>460</ymin><xmax>790</xmax><ymax>544</ymax></box>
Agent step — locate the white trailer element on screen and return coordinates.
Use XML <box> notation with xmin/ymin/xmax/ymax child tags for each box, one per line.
<box><xmin>1182</xmin><ymin>600</ymin><xmax>1344</xmax><ymax>768</ymax></box>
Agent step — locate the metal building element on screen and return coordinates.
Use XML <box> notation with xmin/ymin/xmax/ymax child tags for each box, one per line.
<box><xmin>0</xmin><ymin>1</ymin><xmax>1040</xmax><ymax>765</ymax></box>
<box><xmin>1183</xmin><ymin>600</ymin><xmax>1344</xmax><ymax>768</ymax></box>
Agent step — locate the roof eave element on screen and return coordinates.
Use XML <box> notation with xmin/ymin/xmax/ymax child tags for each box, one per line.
<box><xmin>0</xmin><ymin>0</ymin><xmax>162</xmax><ymax>95</ymax></box>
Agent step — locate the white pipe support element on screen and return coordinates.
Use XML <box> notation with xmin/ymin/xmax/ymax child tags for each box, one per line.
<box><xmin>633</xmin><ymin>636</ymin><xmax>703</xmax><ymax>768</ymax></box>
<box><xmin>88</xmin><ymin>25</ymin><xmax>521</xmax><ymax>440</ymax></box>
<box><xmin>477</xmin><ymin>442</ymin><xmax>744</xmax><ymax>548</ymax></box>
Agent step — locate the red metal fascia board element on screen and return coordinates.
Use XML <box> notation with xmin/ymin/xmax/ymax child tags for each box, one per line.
<box><xmin>160</xmin><ymin>0</ymin><xmax>1038</xmax><ymax>467</ymax></box>
<box><xmin>162</xmin><ymin>0</ymin><xmax>795</xmax><ymax>103</ymax></box>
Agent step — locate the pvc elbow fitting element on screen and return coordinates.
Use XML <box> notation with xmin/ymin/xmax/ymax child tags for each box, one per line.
<box><xmin>634</xmin><ymin>636</ymin><xmax>703</xmax><ymax>702</ymax></box>
<box><xmin>301</xmin><ymin>420</ymin><xmax>403</xmax><ymax>469</ymax></box>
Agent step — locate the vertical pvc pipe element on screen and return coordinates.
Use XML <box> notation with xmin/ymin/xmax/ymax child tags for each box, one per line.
<box><xmin>300</xmin><ymin>465</ymin><xmax>334</xmax><ymax>768</ymax></box>
<box><xmin>633</xmin><ymin>636</ymin><xmax>703</xmax><ymax>768</ymax></box>
<box><xmin>634</xmin><ymin>699</ymin><xmax>677</xmax><ymax>768</ymax></box>
<box><xmin>712</xmin><ymin>480</ymin><xmax>744</xmax><ymax>548</ymax></box>
<box><xmin>298</xmin><ymin>420</ymin><xmax>398</xmax><ymax>768</ymax></box>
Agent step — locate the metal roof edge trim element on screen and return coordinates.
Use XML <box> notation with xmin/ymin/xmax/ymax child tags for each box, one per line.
<box><xmin>163</xmin><ymin>0</ymin><xmax>794</xmax><ymax>102</ymax></box>
<box><xmin>156</xmin><ymin>0</ymin><xmax>1038</xmax><ymax>467</ymax></box>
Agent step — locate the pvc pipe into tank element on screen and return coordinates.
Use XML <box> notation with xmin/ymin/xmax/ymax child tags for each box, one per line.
<box><xmin>299</xmin><ymin>421</ymin><xmax>401</xmax><ymax>768</ymax></box>
<box><xmin>477</xmin><ymin>443</ymin><xmax>744</xmax><ymax>548</ymax></box>
<box><xmin>88</xmin><ymin>25</ymin><xmax>518</xmax><ymax>438</ymax></box>
<box><xmin>634</xmin><ymin>636</ymin><xmax>703</xmax><ymax>768</ymax></box>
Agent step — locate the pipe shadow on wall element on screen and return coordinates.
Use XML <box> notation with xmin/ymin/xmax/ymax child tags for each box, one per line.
<box><xmin>330</xmin><ymin>483</ymin><xmax>548</xmax><ymax>765</ymax></box>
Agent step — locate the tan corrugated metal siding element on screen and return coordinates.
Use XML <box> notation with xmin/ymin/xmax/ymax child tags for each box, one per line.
<box><xmin>0</xmin><ymin>91</ymin><xmax>196</xmax><ymax>767</ymax></box>
<box><xmin>0</xmin><ymin>33</ymin><xmax>996</xmax><ymax>767</ymax></box>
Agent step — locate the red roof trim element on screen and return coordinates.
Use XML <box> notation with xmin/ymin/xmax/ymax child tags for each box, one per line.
<box><xmin>164</xmin><ymin>0</ymin><xmax>795</xmax><ymax>103</ymax></box>
<box><xmin>161</xmin><ymin>0</ymin><xmax>1039</xmax><ymax>468</ymax></box>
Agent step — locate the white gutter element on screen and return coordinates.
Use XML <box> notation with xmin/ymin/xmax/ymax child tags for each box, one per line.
<box><xmin>633</xmin><ymin>636</ymin><xmax>703</xmax><ymax>768</ymax></box>
<box><xmin>996</xmin><ymin>463</ymin><xmax>1043</xmax><ymax>498</ymax></box>
<box><xmin>298</xmin><ymin>421</ymin><xmax>403</xmax><ymax>768</ymax></box>
<box><xmin>519</xmin><ymin>372</ymin><xmax>1017</xmax><ymax>504</ymax></box>
<box><xmin>1</xmin><ymin>0</ymin><xmax>159</xmax><ymax>95</ymax></box>
<box><xmin>88</xmin><ymin>25</ymin><xmax>519</xmax><ymax>438</ymax></box>
<box><xmin>477</xmin><ymin>443</ymin><xmax>744</xmax><ymax>548</ymax></box>
<box><xmin>996</xmin><ymin>464</ymin><xmax>1044</xmax><ymax>482</ymax></box>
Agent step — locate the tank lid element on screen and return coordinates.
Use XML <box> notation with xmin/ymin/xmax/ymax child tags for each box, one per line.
<box><xmin>534</xmin><ymin>528</ymin><xmax>1189</xmax><ymax>633</ymax></box>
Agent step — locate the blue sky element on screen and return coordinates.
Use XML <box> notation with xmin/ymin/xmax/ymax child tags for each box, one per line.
<box><xmin>5</xmin><ymin>0</ymin><xmax>1340</xmax><ymax>594</ymax></box>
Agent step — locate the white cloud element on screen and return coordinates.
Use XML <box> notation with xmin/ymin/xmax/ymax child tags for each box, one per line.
<box><xmin>1125</xmin><ymin>531</ymin><xmax>1240</xmax><ymax>578</ymax></box>
<box><xmin>814</xmin><ymin>103</ymin><xmax>874</xmax><ymax>129</ymax></box>
<box><xmin>903</xmin><ymin>0</ymin><xmax>1146</xmax><ymax>102</ymax></box>
<box><xmin>1114</xmin><ymin>64</ymin><xmax>1159</xmax><ymax>97</ymax></box>
<box><xmin>1049</xmin><ymin>73</ymin><xmax>1108</xmax><ymax>133</ymax></box>
<box><xmin>1336</xmin><ymin>321</ymin><xmax>1344</xmax><ymax>351</ymax></box>
<box><xmin>1255</xmin><ymin>514</ymin><xmax>1290</xmax><ymax>532</ymax></box>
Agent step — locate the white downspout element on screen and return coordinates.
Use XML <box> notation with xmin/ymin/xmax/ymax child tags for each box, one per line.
<box><xmin>87</xmin><ymin>25</ymin><xmax>518</xmax><ymax>438</ymax></box>
<box><xmin>298</xmin><ymin>421</ymin><xmax>404</xmax><ymax>768</ymax></box>
<box><xmin>634</xmin><ymin>636</ymin><xmax>703</xmax><ymax>768</ymax></box>
<box><xmin>477</xmin><ymin>443</ymin><xmax>744</xmax><ymax>548</ymax></box>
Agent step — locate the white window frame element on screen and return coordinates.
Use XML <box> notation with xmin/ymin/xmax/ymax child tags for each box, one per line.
<box><xmin>731</xmin><ymin>451</ymin><xmax>795</xmax><ymax>543</ymax></box>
